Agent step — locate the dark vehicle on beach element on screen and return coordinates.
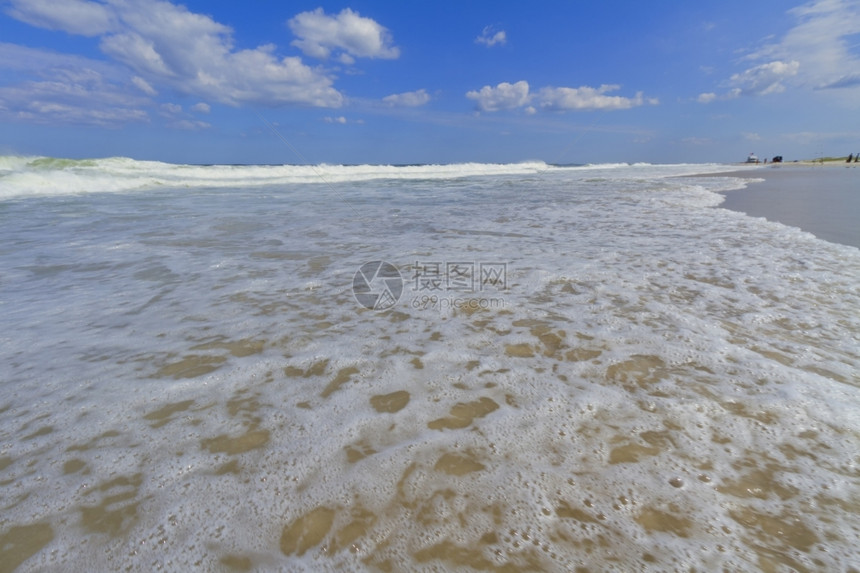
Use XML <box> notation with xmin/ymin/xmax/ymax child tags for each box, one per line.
<box><xmin>772</xmin><ymin>156</ymin><xmax>783</xmax><ymax>163</ymax></box>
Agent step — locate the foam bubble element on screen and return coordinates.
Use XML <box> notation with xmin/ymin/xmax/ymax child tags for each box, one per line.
<box><xmin>1</xmin><ymin>162</ymin><xmax>857</xmax><ymax>571</ymax></box>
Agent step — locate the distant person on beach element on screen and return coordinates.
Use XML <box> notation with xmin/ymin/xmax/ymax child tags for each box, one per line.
<box><xmin>848</xmin><ymin>154</ymin><xmax>854</xmax><ymax>163</ymax></box>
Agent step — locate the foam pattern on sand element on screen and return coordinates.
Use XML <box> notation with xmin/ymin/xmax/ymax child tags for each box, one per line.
<box><xmin>1</xmin><ymin>163</ymin><xmax>857</xmax><ymax>571</ymax></box>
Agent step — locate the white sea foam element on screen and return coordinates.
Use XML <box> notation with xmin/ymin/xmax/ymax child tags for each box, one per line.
<box><xmin>0</xmin><ymin>155</ymin><xmax>747</xmax><ymax>199</ymax></box>
<box><xmin>0</xmin><ymin>161</ymin><xmax>856</xmax><ymax>571</ymax></box>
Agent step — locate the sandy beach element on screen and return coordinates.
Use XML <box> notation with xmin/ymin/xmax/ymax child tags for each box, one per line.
<box><xmin>701</xmin><ymin>163</ymin><xmax>859</xmax><ymax>249</ymax></box>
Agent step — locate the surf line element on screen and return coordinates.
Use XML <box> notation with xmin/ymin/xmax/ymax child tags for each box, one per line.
<box><xmin>254</xmin><ymin>111</ymin><xmax>364</xmax><ymax>219</ymax></box>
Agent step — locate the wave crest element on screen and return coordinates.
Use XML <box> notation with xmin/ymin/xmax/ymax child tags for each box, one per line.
<box><xmin>0</xmin><ymin>156</ymin><xmax>557</xmax><ymax>198</ymax></box>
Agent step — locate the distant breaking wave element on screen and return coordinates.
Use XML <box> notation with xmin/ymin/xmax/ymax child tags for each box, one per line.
<box><xmin>0</xmin><ymin>155</ymin><xmax>741</xmax><ymax>199</ymax></box>
<box><xmin>0</xmin><ymin>156</ymin><xmax>559</xmax><ymax>199</ymax></box>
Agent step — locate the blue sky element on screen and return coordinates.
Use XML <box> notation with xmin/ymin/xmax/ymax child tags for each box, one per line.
<box><xmin>1</xmin><ymin>0</ymin><xmax>859</xmax><ymax>164</ymax></box>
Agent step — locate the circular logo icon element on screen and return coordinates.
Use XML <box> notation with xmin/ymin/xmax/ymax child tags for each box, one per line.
<box><xmin>352</xmin><ymin>261</ymin><xmax>403</xmax><ymax>310</ymax></box>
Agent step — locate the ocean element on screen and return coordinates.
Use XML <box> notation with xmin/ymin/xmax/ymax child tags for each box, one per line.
<box><xmin>1</xmin><ymin>157</ymin><xmax>858</xmax><ymax>572</ymax></box>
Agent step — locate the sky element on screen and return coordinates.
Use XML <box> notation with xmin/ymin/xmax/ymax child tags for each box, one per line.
<box><xmin>1</xmin><ymin>0</ymin><xmax>859</xmax><ymax>165</ymax></box>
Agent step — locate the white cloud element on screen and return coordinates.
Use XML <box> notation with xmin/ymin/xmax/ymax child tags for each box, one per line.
<box><xmin>701</xmin><ymin>0</ymin><xmax>860</xmax><ymax>103</ymax></box>
<box><xmin>288</xmin><ymin>8</ymin><xmax>399</xmax><ymax>61</ymax></box>
<box><xmin>728</xmin><ymin>60</ymin><xmax>800</xmax><ymax>96</ymax></box>
<box><xmin>466</xmin><ymin>81</ymin><xmax>531</xmax><ymax>111</ymax></box>
<box><xmin>158</xmin><ymin>102</ymin><xmax>215</xmax><ymax>128</ymax></box>
<box><xmin>321</xmin><ymin>115</ymin><xmax>364</xmax><ymax>124</ymax></box>
<box><xmin>538</xmin><ymin>84</ymin><xmax>657</xmax><ymax>111</ymax></box>
<box><xmin>100</xmin><ymin>31</ymin><xmax>173</xmax><ymax>78</ymax></box>
<box><xmin>0</xmin><ymin>42</ymin><xmax>152</xmax><ymax>127</ymax></box>
<box><xmin>5</xmin><ymin>0</ymin><xmax>114</xmax><ymax>36</ymax></box>
<box><xmin>131</xmin><ymin>75</ymin><xmax>157</xmax><ymax>95</ymax></box>
<box><xmin>466</xmin><ymin>81</ymin><xmax>656</xmax><ymax>112</ymax></box>
<box><xmin>776</xmin><ymin>0</ymin><xmax>860</xmax><ymax>89</ymax></box>
<box><xmin>5</xmin><ymin>0</ymin><xmax>344</xmax><ymax>108</ymax></box>
<box><xmin>0</xmin><ymin>43</ymin><xmax>150</xmax><ymax>126</ymax></box>
<box><xmin>699</xmin><ymin>60</ymin><xmax>800</xmax><ymax>102</ymax></box>
<box><xmin>816</xmin><ymin>73</ymin><xmax>860</xmax><ymax>89</ymax></box>
<box><xmin>0</xmin><ymin>40</ymin><xmax>110</xmax><ymax>73</ymax></box>
<box><xmin>476</xmin><ymin>26</ymin><xmax>507</xmax><ymax>47</ymax></box>
<box><xmin>382</xmin><ymin>89</ymin><xmax>430</xmax><ymax>107</ymax></box>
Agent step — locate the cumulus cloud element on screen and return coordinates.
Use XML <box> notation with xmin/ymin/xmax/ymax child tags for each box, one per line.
<box><xmin>699</xmin><ymin>0</ymin><xmax>860</xmax><ymax>102</ymax></box>
<box><xmin>466</xmin><ymin>81</ymin><xmax>531</xmax><ymax>111</ymax></box>
<box><xmin>191</xmin><ymin>102</ymin><xmax>210</xmax><ymax>113</ymax></box>
<box><xmin>697</xmin><ymin>92</ymin><xmax>717</xmax><ymax>104</ymax></box>
<box><xmin>288</xmin><ymin>7</ymin><xmax>399</xmax><ymax>64</ymax></box>
<box><xmin>382</xmin><ymin>89</ymin><xmax>430</xmax><ymax>107</ymax></box>
<box><xmin>466</xmin><ymin>81</ymin><xmax>656</xmax><ymax>112</ymax></box>
<box><xmin>476</xmin><ymin>25</ymin><xmax>506</xmax><ymax>47</ymax></box>
<box><xmin>538</xmin><ymin>84</ymin><xmax>657</xmax><ymax>111</ymax></box>
<box><xmin>5</xmin><ymin>0</ymin><xmax>344</xmax><ymax>108</ymax></box>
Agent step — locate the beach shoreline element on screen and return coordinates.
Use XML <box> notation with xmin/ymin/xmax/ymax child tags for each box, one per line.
<box><xmin>697</xmin><ymin>158</ymin><xmax>860</xmax><ymax>177</ymax></box>
<box><xmin>690</xmin><ymin>163</ymin><xmax>859</xmax><ymax>249</ymax></box>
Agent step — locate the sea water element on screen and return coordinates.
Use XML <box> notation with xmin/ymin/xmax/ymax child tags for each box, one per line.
<box><xmin>0</xmin><ymin>158</ymin><xmax>858</xmax><ymax>572</ymax></box>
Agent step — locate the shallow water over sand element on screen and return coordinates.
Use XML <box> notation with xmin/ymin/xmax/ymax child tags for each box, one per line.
<box><xmin>1</xmin><ymin>161</ymin><xmax>858</xmax><ymax>571</ymax></box>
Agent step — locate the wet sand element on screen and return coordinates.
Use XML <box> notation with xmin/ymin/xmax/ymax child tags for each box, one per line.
<box><xmin>707</xmin><ymin>165</ymin><xmax>859</xmax><ymax>249</ymax></box>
